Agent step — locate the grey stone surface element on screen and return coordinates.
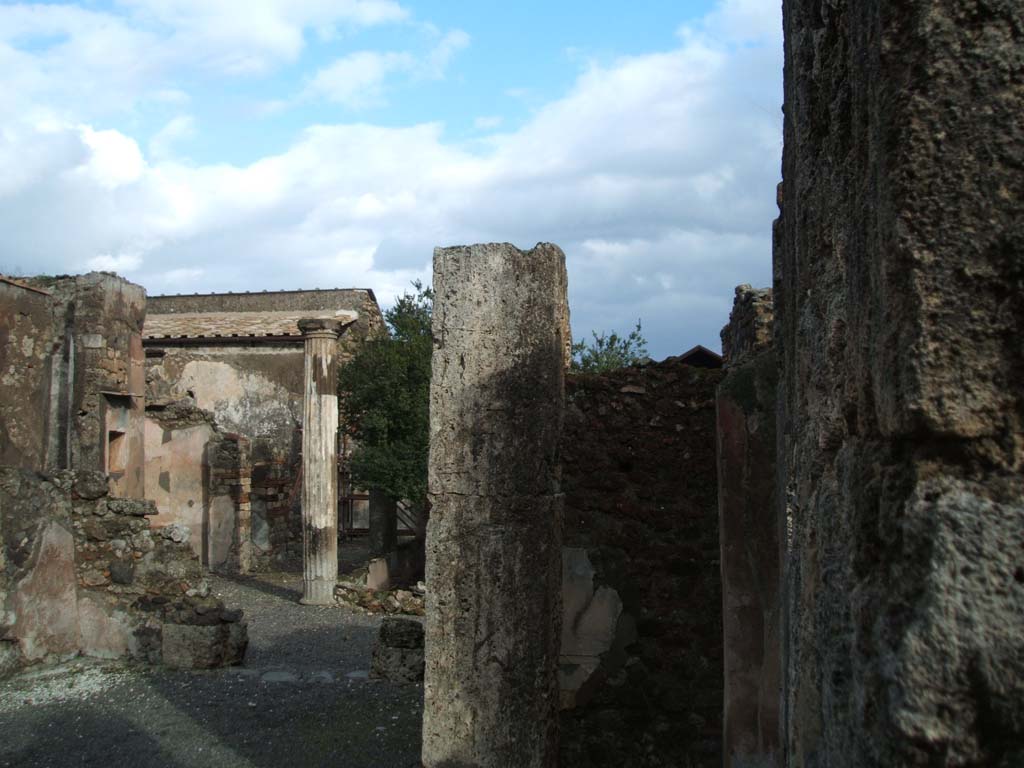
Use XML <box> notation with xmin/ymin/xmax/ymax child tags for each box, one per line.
<box><xmin>371</xmin><ymin>619</ymin><xmax>425</xmax><ymax>685</ymax></box>
<box><xmin>776</xmin><ymin>2</ymin><xmax>1024</xmax><ymax>764</ymax></box>
<box><xmin>423</xmin><ymin>243</ymin><xmax>568</xmax><ymax>768</ymax></box>
<box><xmin>378</xmin><ymin>616</ymin><xmax>423</xmax><ymax>649</ymax></box>
<box><xmin>162</xmin><ymin>622</ymin><xmax>247</xmax><ymax>670</ymax></box>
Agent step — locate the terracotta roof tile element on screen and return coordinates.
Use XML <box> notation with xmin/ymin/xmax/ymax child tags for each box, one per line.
<box><xmin>144</xmin><ymin>310</ymin><xmax>358</xmax><ymax>340</ymax></box>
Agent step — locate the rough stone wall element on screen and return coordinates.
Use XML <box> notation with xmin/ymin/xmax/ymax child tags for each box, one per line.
<box><xmin>143</xmin><ymin>396</ymin><xmax>254</xmax><ymax>573</ymax></box>
<box><xmin>29</xmin><ymin>273</ymin><xmax>147</xmax><ymax>498</ymax></box>
<box><xmin>560</xmin><ymin>357</ymin><xmax>723</xmax><ymax>768</ymax></box>
<box><xmin>2</xmin><ymin>273</ymin><xmax>146</xmax><ymax>495</ymax></box>
<box><xmin>717</xmin><ymin>286</ymin><xmax>779</xmax><ymax>768</ymax></box>
<box><xmin>0</xmin><ymin>279</ymin><xmax>57</xmax><ymax>471</ymax></box>
<box><xmin>777</xmin><ymin>2</ymin><xmax>1024</xmax><ymax>765</ymax></box>
<box><xmin>0</xmin><ymin>468</ymin><xmax>246</xmax><ymax>678</ymax></box>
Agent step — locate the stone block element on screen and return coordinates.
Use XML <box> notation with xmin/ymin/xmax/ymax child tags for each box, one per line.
<box><xmin>372</xmin><ymin>617</ymin><xmax>425</xmax><ymax>683</ymax></box>
<box><xmin>162</xmin><ymin>622</ymin><xmax>248</xmax><ymax>669</ymax></box>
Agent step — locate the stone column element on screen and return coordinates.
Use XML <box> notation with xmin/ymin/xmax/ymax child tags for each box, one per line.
<box><xmin>298</xmin><ymin>318</ymin><xmax>343</xmax><ymax>605</ymax></box>
<box><xmin>368</xmin><ymin>487</ymin><xmax>397</xmax><ymax>558</ymax></box>
<box><xmin>717</xmin><ymin>285</ymin><xmax>779</xmax><ymax>768</ymax></box>
<box><xmin>422</xmin><ymin>243</ymin><xmax>568</xmax><ymax>768</ymax></box>
<box><xmin>777</xmin><ymin>3</ymin><xmax>1024</xmax><ymax>764</ymax></box>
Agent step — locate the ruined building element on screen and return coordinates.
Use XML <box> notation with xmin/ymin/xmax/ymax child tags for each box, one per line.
<box><xmin>142</xmin><ymin>289</ymin><xmax>384</xmax><ymax>571</ymax></box>
<box><xmin>1</xmin><ymin>0</ymin><xmax>1020</xmax><ymax>764</ymax></box>
<box><xmin>1</xmin><ymin>273</ymin><xmax>246</xmax><ymax>676</ymax></box>
<box><xmin>419</xmin><ymin>2</ymin><xmax>1022</xmax><ymax>766</ymax></box>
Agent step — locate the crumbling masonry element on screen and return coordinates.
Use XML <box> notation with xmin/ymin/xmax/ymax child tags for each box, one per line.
<box><xmin>0</xmin><ymin>273</ymin><xmax>246</xmax><ymax>677</ymax></box>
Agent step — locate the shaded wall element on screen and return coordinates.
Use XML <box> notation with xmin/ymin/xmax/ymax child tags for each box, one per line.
<box><xmin>560</xmin><ymin>357</ymin><xmax>723</xmax><ymax>768</ymax></box>
<box><xmin>146</xmin><ymin>347</ymin><xmax>303</xmax><ymax>567</ymax></box>
<box><xmin>777</xmin><ymin>1</ymin><xmax>1024</xmax><ymax>764</ymax></box>
<box><xmin>717</xmin><ymin>285</ymin><xmax>779</xmax><ymax>768</ymax></box>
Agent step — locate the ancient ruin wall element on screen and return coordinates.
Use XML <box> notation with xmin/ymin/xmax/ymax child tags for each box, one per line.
<box><xmin>2</xmin><ymin>273</ymin><xmax>146</xmax><ymax>494</ymax></box>
<box><xmin>0</xmin><ymin>467</ymin><xmax>247</xmax><ymax>677</ymax></box>
<box><xmin>777</xmin><ymin>2</ymin><xmax>1024</xmax><ymax>765</ymax></box>
<box><xmin>717</xmin><ymin>286</ymin><xmax>779</xmax><ymax>768</ymax></box>
<box><xmin>29</xmin><ymin>273</ymin><xmax>147</xmax><ymax>498</ymax></box>
<box><xmin>144</xmin><ymin>289</ymin><xmax>384</xmax><ymax>568</ymax></box>
<box><xmin>560</xmin><ymin>357</ymin><xmax>723</xmax><ymax>768</ymax></box>
<box><xmin>0</xmin><ymin>279</ymin><xmax>57</xmax><ymax>470</ymax></box>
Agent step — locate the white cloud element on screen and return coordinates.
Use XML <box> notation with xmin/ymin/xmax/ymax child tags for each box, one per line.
<box><xmin>422</xmin><ymin>29</ymin><xmax>470</xmax><ymax>79</ymax></box>
<box><xmin>76</xmin><ymin>126</ymin><xmax>145</xmax><ymax>189</ymax></box>
<box><xmin>148</xmin><ymin>115</ymin><xmax>196</xmax><ymax>160</ymax></box>
<box><xmin>304</xmin><ymin>51</ymin><xmax>416</xmax><ymax>108</ymax></box>
<box><xmin>474</xmin><ymin>116</ymin><xmax>503</xmax><ymax>130</ymax></box>
<box><xmin>302</xmin><ymin>29</ymin><xmax>470</xmax><ymax>109</ymax></box>
<box><xmin>116</xmin><ymin>0</ymin><xmax>410</xmax><ymax>73</ymax></box>
<box><xmin>87</xmin><ymin>252</ymin><xmax>143</xmax><ymax>272</ymax></box>
<box><xmin>0</xmin><ymin>1</ymin><xmax>781</xmax><ymax>357</ymax></box>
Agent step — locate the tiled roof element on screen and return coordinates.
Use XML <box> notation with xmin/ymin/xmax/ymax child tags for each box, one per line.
<box><xmin>144</xmin><ymin>310</ymin><xmax>358</xmax><ymax>340</ymax></box>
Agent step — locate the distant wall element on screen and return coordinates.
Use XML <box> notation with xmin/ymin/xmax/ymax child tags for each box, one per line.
<box><xmin>0</xmin><ymin>279</ymin><xmax>57</xmax><ymax>470</ymax></box>
<box><xmin>143</xmin><ymin>288</ymin><xmax>384</xmax><ymax>569</ymax></box>
<box><xmin>560</xmin><ymin>357</ymin><xmax>723</xmax><ymax>768</ymax></box>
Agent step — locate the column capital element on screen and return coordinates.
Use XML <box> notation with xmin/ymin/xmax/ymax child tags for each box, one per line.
<box><xmin>297</xmin><ymin>318</ymin><xmax>346</xmax><ymax>338</ymax></box>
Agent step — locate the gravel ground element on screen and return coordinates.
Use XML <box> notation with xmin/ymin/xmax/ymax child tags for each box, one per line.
<box><xmin>0</xmin><ymin>551</ymin><xmax>425</xmax><ymax>768</ymax></box>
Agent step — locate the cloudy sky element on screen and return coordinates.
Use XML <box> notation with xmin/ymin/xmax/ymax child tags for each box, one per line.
<box><xmin>0</xmin><ymin>0</ymin><xmax>782</xmax><ymax>358</ymax></box>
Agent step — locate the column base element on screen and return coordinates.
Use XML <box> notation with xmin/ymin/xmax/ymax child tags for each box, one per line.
<box><xmin>300</xmin><ymin>579</ymin><xmax>336</xmax><ymax>605</ymax></box>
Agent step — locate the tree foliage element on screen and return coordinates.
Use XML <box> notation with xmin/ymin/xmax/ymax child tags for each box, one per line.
<box><xmin>338</xmin><ymin>282</ymin><xmax>433</xmax><ymax>517</ymax></box>
<box><xmin>570</xmin><ymin>320</ymin><xmax>650</xmax><ymax>373</ymax></box>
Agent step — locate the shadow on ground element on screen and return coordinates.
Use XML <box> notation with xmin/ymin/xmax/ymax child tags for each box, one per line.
<box><xmin>0</xmin><ymin>574</ymin><xmax>423</xmax><ymax>768</ymax></box>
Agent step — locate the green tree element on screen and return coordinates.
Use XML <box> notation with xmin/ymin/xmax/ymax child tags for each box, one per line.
<box><xmin>338</xmin><ymin>282</ymin><xmax>433</xmax><ymax>532</ymax></box>
<box><xmin>570</xmin><ymin>319</ymin><xmax>650</xmax><ymax>373</ymax></box>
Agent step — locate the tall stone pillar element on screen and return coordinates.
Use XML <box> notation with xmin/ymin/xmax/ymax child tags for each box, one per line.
<box><xmin>777</xmin><ymin>2</ymin><xmax>1024</xmax><ymax>764</ymax></box>
<box><xmin>298</xmin><ymin>318</ymin><xmax>343</xmax><ymax>606</ymax></box>
<box><xmin>716</xmin><ymin>285</ymin><xmax>779</xmax><ymax>768</ymax></box>
<box><xmin>422</xmin><ymin>242</ymin><xmax>568</xmax><ymax>768</ymax></box>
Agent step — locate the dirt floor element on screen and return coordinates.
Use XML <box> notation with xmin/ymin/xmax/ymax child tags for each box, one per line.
<box><xmin>0</xmin><ymin>548</ymin><xmax>425</xmax><ymax>768</ymax></box>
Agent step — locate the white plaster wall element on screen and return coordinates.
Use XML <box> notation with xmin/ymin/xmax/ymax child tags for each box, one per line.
<box><xmin>144</xmin><ymin>418</ymin><xmax>212</xmax><ymax>559</ymax></box>
<box><xmin>179</xmin><ymin>360</ymin><xmax>299</xmax><ymax>441</ymax></box>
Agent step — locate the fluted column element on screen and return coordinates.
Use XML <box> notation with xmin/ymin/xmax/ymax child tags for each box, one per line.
<box><xmin>298</xmin><ymin>318</ymin><xmax>343</xmax><ymax>605</ymax></box>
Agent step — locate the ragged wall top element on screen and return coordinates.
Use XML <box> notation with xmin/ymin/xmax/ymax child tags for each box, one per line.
<box><xmin>720</xmin><ymin>284</ymin><xmax>772</xmax><ymax>369</ymax></box>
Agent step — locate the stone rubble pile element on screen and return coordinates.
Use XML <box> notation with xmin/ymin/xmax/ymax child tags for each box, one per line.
<box><xmin>334</xmin><ymin>579</ymin><xmax>425</xmax><ymax>616</ymax></box>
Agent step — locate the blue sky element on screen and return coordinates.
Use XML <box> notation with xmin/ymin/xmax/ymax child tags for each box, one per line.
<box><xmin>0</xmin><ymin>0</ymin><xmax>782</xmax><ymax>358</ymax></box>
